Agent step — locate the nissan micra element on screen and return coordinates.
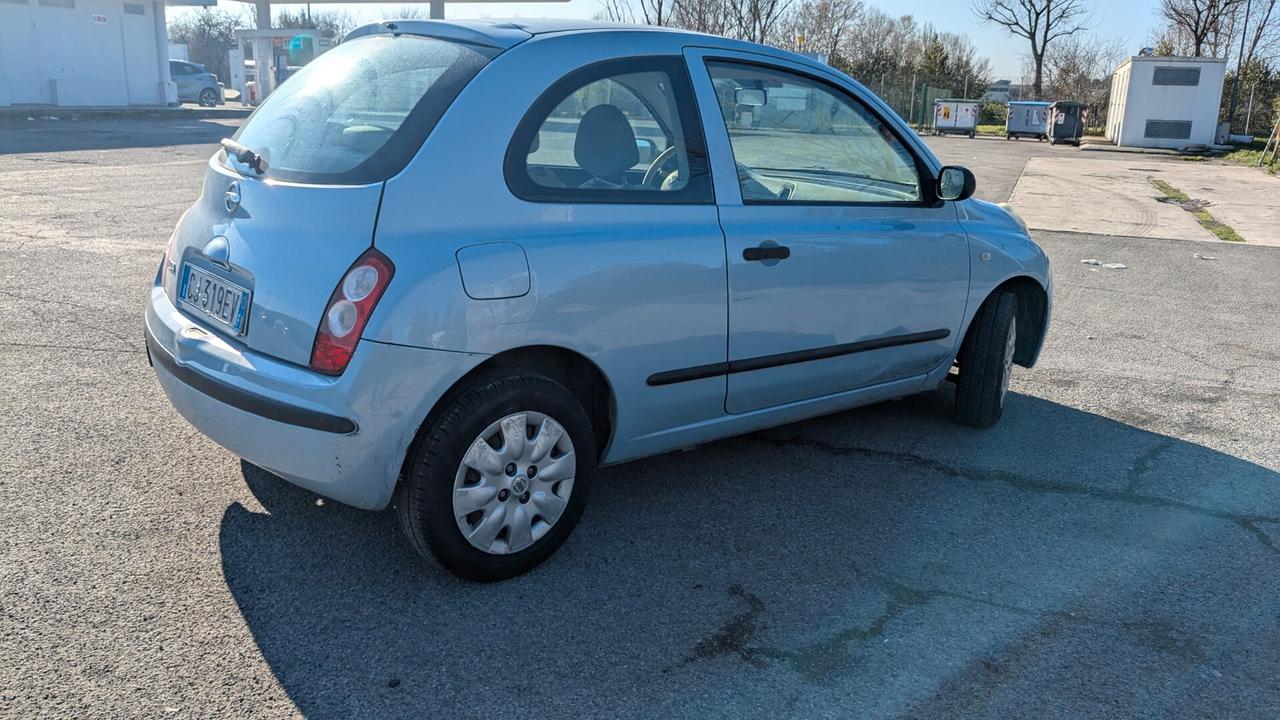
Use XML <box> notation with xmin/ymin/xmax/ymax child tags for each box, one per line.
<box><xmin>146</xmin><ymin>19</ymin><xmax>1051</xmax><ymax>580</ymax></box>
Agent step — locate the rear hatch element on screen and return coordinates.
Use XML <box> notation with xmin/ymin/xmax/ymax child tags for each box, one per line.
<box><xmin>163</xmin><ymin>32</ymin><xmax>499</xmax><ymax>367</ymax></box>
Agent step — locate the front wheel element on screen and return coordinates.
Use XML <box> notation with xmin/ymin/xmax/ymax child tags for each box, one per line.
<box><xmin>198</xmin><ymin>88</ymin><xmax>218</xmax><ymax>107</ymax></box>
<box><xmin>396</xmin><ymin>371</ymin><xmax>596</xmax><ymax>581</ymax></box>
<box><xmin>955</xmin><ymin>290</ymin><xmax>1017</xmax><ymax>428</ymax></box>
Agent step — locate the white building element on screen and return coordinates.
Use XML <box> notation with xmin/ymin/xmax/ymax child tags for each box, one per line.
<box><xmin>981</xmin><ymin>80</ymin><xmax>1010</xmax><ymax>104</ymax></box>
<box><xmin>0</xmin><ymin>0</ymin><xmax>180</xmax><ymax>107</ymax></box>
<box><xmin>1105</xmin><ymin>55</ymin><xmax>1227</xmax><ymax>149</ymax></box>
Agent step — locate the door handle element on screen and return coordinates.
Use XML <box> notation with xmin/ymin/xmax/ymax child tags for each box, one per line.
<box><xmin>743</xmin><ymin>245</ymin><xmax>791</xmax><ymax>262</ymax></box>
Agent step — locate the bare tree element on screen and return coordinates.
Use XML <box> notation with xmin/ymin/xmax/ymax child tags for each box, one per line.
<box><xmin>972</xmin><ymin>0</ymin><xmax>1092</xmax><ymax>99</ymax></box>
<box><xmin>726</xmin><ymin>0</ymin><xmax>794</xmax><ymax>44</ymax></box>
<box><xmin>637</xmin><ymin>0</ymin><xmax>674</xmax><ymax>26</ymax></box>
<box><xmin>168</xmin><ymin>9</ymin><xmax>247</xmax><ymax>81</ymax></box>
<box><xmin>596</xmin><ymin>0</ymin><xmax>636</xmax><ymax>22</ymax></box>
<box><xmin>1045</xmin><ymin>34</ymin><xmax>1124</xmax><ymax>102</ymax></box>
<box><xmin>1239</xmin><ymin>0</ymin><xmax>1280</xmax><ymax>64</ymax></box>
<box><xmin>669</xmin><ymin>0</ymin><xmax>735</xmax><ymax>35</ymax></box>
<box><xmin>776</xmin><ymin>0</ymin><xmax>863</xmax><ymax>57</ymax></box>
<box><xmin>274</xmin><ymin>9</ymin><xmax>358</xmax><ymax>40</ymax></box>
<box><xmin>1159</xmin><ymin>0</ymin><xmax>1244</xmax><ymax>56</ymax></box>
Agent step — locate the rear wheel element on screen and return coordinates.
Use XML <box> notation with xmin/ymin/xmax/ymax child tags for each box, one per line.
<box><xmin>396</xmin><ymin>371</ymin><xmax>596</xmax><ymax>581</ymax></box>
<box><xmin>198</xmin><ymin>88</ymin><xmax>218</xmax><ymax>107</ymax></box>
<box><xmin>955</xmin><ymin>290</ymin><xmax>1017</xmax><ymax>428</ymax></box>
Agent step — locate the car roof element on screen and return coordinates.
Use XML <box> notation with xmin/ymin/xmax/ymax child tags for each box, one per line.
<box><xmin>344</xmin><ymin>19</ymin><xmax>827</xmax><ymax>72</ymax></box>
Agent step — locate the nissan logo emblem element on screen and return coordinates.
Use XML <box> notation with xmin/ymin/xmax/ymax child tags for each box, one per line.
<box><xmin>224</xmin><ymin>181</ymin><xmax>241</xmax><ymax>213</ymax></box>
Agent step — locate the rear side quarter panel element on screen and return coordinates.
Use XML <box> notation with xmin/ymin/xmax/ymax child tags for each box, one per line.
<box><xmin>363</xmin><ymin>31</ymin><xmax>731</xmax><ymax>464</ymax></box>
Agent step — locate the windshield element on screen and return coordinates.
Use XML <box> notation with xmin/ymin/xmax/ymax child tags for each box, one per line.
<box><xmin>227</xmin><ymin>35</ymin><xmax>495</xmax><ymax>184</ymax></box>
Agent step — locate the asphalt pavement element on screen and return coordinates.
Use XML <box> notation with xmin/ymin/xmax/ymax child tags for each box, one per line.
<box><xmin>2</xmin><ymin>119</ymin><xmax>1279</xmax><ymax>718</ymax></box>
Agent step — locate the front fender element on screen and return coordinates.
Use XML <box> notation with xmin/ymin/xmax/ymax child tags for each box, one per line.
<box><xmin>955</xmin><ymin>199</ymin><xmax>1053</xmax><ymax>367</ymax></box>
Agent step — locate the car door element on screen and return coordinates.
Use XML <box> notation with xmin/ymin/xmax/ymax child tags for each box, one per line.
<box><xmin>179</xmin><ymin>62</ymin><xmax>201</xmax><ymax>99</ymax></box>
<box><xmin>685</xmin><ymin>49</ymin><xmax>971</xmax><ymax>414</ymax></box>
<box><xmin>170</xmin><ymin>61</ymin><xmax>191</xmax><ymax>99</ymax></box>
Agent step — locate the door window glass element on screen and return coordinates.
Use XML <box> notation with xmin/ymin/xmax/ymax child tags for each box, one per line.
<box><xmin>507</xmin><ymin>59</ymin><xmax>712</xmax><ymax>204</ymax></box>
<box><xmin>525</xmin><ymin>74</ymin><xmax>677</xmax><ymax>190</ymax></box>
<box><xmin>706</xmin><ymin>61</ymin><xmax>920</xmax><ymax>204</ymax></box>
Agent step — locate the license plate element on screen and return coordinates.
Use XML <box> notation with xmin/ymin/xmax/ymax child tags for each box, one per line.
<box><xmin>178</xmin><ymin>264</ymin><xmax>251</xmax><ymax>335</ymax></box>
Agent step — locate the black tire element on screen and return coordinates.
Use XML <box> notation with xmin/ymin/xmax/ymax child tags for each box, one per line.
<box><xmin>396</xmin><ymin>370</ymin><xmax>596</xmax><ymax>581</ymax></box>
<box><xmin>955</xmin><ymin>290</ymin><xmax>1017</xmax><ymax>428</ymax></box>
<box><xmin>198</xmin><ymin>88</ymin><xmax>218</xmax><ymax>107</ymax></box>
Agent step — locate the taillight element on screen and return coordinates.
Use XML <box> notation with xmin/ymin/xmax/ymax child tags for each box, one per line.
<box><xmin>310</xmin><ymin>248</ymin><xmax>394</xmax><ymax>375</ymax></box>
<box><xmin>161</xmin><ymin>230</ymin><xmax>178</xmax><ymax>285</ymax></box>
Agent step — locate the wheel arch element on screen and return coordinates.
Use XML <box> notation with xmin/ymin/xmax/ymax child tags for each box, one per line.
<box><xmin>397</xmin><ymin>344</ymin><xmax>617</xmax><ymax>488</ymax></box>
<box><xmin>984</xmin><ymin>275</ymin><xmax>1049</xmax><ymax>368</ymax></box>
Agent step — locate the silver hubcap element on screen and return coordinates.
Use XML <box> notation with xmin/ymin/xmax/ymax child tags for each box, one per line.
<box><xmin>452</xmin><ymin>411</ymin><xmax>576</xmax><ymax>555</ymax></box>
<box><xmin>999</xmin><ymin>319</ymin><xmax>1016</xmax><ymax>407</ymax></box>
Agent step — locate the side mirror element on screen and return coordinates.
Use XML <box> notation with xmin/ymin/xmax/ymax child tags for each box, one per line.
<box><xmin>734</xmin><ymin>87</ymin><xmax>767</xmax><ymax>107</ymax></box>
<box><xmin>635</xmin><ymin>137</ymin><xmax>659</xmax><ymax>165</ymax></box>
<box><xmin>937</xmin><ymin>166</ymin><xmax>976</xmax><ymax>202</ymax></box>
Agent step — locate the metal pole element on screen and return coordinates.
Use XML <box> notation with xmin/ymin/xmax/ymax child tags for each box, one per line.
<box><xmin>1227</xmin><ymin>0</ymin><xmax>1253</xmax><ymax>131</ymax></box>
<box><xmin>920</xmin><ymin>83</ymin><xmax>928</xmax><ymax>129</ymax></box>
<box><xmin>908</xmin><ymin>72</ymin><xmax>917</xmax><ymax>129</ymax></box>
<box><xmin>1245</xmin><ymin>83</ymin><xmax>1256</xmax><ymax>135</ymax></box>
<box><xmin>430</xmin><ymin>0</ymin><xmax>444</xmax><ymax>18</ymax></box>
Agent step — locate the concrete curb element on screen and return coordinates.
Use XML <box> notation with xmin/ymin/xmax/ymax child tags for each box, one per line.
<box><xmin>1077</xmin><ymin>142</ymin><xmax>1181</xmax><ymax>156</ymax></box>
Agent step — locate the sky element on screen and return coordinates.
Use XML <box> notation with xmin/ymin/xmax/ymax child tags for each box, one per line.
<box><xmin>170</xmin><ymin>0</ymin><xmax>1164</xmax><ymax>80</ymax></box>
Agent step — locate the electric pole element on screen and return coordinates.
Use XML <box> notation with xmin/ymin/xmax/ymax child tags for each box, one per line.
<box><xmin>1227</xmin><ymin>0</ymin><xmax>1253</xmax><ymax>133</ymax></box>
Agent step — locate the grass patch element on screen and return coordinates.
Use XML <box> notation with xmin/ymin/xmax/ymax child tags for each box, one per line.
<box><xmin>1222</xmin><ymin>147</ymin><xmax>1278</xmax><ymax>175</ymax></box>
<box><xmin>1180</xmin><ymin>155</ymin><xmax>1208</xmax><ymax>161</ymax></box>
<box><xmin>1149</xmin><ymin>178</ymin><xmax>1245</xmax><ymax>242</ymax></box>
<box><xmin>976</xmin><ymin>124</ymin><xmax>1004</xmax><ymax>136</ymax></box>
<box><xmin>1192</xmin><ymin>210</ymin><xmax>1245</xmax><ymax>242</ymax></box>
<box><xmin>1150</xmin><ymin>178</ymin><xmax>1189</xmax><ymax>201</ymax></box>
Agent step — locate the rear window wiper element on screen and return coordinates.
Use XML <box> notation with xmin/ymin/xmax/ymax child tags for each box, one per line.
<box><xmin>220</xmin><ymin>138</ymin><xmax>269</xmax><ymax>175</ymax></box>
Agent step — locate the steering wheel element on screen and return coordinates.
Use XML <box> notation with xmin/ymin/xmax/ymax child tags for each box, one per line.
<box><xmin>642</xmin><ymin>145</ymin><xmax>680</xmax><ymax>188</ymax></box>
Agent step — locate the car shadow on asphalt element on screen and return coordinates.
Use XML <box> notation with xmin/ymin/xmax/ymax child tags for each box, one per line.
<box><xmin>220</xmin><ymin>389</ymin><xmax>1280</xmax><ymax>717</ymax></box>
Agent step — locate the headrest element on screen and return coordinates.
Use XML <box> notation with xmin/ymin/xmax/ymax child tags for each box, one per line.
<box><xmin>573</xmin><ymin>105</ymin><xmax>639</xmax><ymax>181</ymax></box>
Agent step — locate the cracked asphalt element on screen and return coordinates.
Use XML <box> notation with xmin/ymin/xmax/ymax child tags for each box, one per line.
<box><xmin>2</xmin><ymin>120</ymin><xmax>1279</xmax><ymax>719</ymax></box>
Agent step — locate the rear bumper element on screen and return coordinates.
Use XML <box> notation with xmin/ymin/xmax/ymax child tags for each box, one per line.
<box><xmin>145</xmin><ymin>284</ymin><xmax>481</xmax><ymax>510</ymax></box>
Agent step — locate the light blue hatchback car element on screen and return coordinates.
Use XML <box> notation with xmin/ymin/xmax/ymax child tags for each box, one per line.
<box><xmin>146</xmin><ymin>19</ymin><xmax>1051</xmax><ymax>580</ymax></box>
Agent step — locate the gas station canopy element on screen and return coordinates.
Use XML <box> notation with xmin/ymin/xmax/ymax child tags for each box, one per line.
<box><xmin>210</xmin><ymin>0</ymin><xmax>568</xmax><ymax>20</ymax></box>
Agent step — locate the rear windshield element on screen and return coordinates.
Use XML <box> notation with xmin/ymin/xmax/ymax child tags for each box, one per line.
<box><xmin>226</xmin><ymin>35</ymin><xmax>495</xmax><ymax>184</ymax></box>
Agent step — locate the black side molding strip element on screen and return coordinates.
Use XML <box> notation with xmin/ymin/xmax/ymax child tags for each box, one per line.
<box><xmin>646</xmin><ymin>328</ymin><xmax>951</xmax><ymax>387</ymax></box>
<box><xmin>146</xmin><ymin>328</ymin><xmax>358</xmax><ymax>434</ymax></box>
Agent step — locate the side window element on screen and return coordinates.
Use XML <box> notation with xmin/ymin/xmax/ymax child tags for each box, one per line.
<box><xmin>706</xmin><ymin>61</ymin><xmax>921</xmax><ymax>204</ymax></box>
<box><xmin>507</xmin><ymin>59</ymin><xmax>712</xmax><ymax>204</ymax></box>
<box><xmin>170</xmin><ymin>61</ymin><xmax>187</xmax><ymax>76</ymax></box>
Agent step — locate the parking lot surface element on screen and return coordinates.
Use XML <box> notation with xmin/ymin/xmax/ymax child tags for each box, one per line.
<box><xmin>3</xmin><ymin>120</ymin><xmax>1279</xmax><ymax>718</ymax></box>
